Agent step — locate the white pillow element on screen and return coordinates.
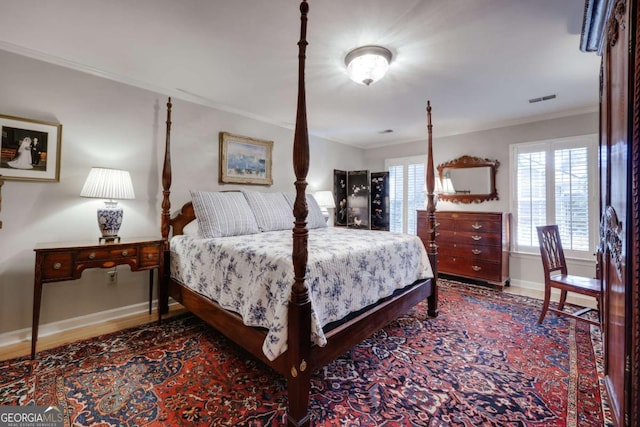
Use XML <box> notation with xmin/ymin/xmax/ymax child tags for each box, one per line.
<box><xmin>241</xmin><ymin>190</ymin><xmax>294</xmax><ymax>232</ymax></box>
<box><xmin>190</xmin><ymin>191</ymin><xmax>260</xmax><ymax>238</ymax></box>
<box><xmin>182</xmin><ymin>220</ymin><xmax>199</xmax><ymax>237</ymax></box>
<box><xmin>282</xmin><ymin>192</ymin><xmax>328</xmax><ymax>229</ymax></box>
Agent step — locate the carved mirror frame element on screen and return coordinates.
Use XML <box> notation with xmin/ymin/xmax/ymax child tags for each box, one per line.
<box><xmin>436</xmin><ymin>155</ymin><xmax>499</xmax><ymax>204</ymax></box>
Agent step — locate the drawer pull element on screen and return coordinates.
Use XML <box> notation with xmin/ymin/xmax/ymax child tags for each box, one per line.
<box><xmin>472</xmin><ymin>223</ymin><xmax>483</xmax><ymax>230</ymax></box>
<box><xmin>88</xmin><ymin>252</ymin><xmax>96</xmax><ymax>259</ymax></box>
<box><xmin>471</xmin><ymin>265</ymin><xmax>482</xmax><ymax>271</ymax></box>
<box><xmin>434</xmin><ymin>222</ymin><xmax>440</xmax><ymax>227</ymax></box>
<box><xmin>435</xmin><ymin>232</ymin><xmax>440</xmax><ymax>237</ymax></box>
<box><xmin>147</xmin><ymin>253</ymin><xmax>154</xmax><ymax>259</ymax></box>
<box><xmin>53</xmin><ymin>262</ymin><xmax>62</xmax><ymax>270</ymax></box>
<box><xmin>121</xmin><ymin>250</ymin><xmax>129</xmax><ymax>256</ymax></box>
<box><xmin>471</xmin><ymin>235</ymin><xmax>482</xmax><ymax>241</ymax></box>
<box><xmin>472</xmin><ymin>249</ymin><xmax>482</xmax><ymax>255</ymax></box>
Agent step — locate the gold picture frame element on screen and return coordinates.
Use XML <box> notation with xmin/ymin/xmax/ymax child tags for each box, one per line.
<box><xmin>0</xmin><ymin>114</ymin><xmax>62</xmax><ymax>182</ymax></box>
<box><xmin>219</xmin><ymin>132</ymin><xmax>273</xmax><ymax>185</ymax></box>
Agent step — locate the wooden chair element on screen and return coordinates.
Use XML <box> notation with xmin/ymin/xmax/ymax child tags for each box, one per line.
<box><xmin>536</xmin><ymin>225</ymin><xmax>602</xmax><ymax>327</ymax></box>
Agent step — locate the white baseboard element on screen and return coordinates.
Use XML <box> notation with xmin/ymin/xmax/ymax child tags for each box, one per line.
<box><xmin>0</xmin><ymin>300</ymin><xmax>177</xmax><ymax>348</ymax></box>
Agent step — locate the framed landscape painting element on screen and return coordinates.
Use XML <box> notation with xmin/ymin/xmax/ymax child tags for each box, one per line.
<box><xmin>219</xmin><ymin>132</ymin><xmax>273</xmax><ymax>185</ymax></box>
<box><xmin>0</xmin><ymin>114</ymin><xmax>62</xmax><ymax>182</ymax></box>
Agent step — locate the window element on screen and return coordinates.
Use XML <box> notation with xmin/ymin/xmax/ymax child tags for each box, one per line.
<box><xmin>510</xmin><ymin>135</ymin><xmax>598</xmax><ymax>258</ymax></box>
<box><xmin>385</xmin><ymin>156</ymin><xmax>426</xmax><ymax>234</ymax></box>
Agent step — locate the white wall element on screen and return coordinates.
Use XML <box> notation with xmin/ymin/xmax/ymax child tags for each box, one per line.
<box><xmin>0</xmin><ymin>49</ymin><xmax>364</xmax><ymax>340</ymax></box>
<box><xmin>363</xmin><ymin>111</ymin><xmax>600</xmax><ymax>297</ymax></box>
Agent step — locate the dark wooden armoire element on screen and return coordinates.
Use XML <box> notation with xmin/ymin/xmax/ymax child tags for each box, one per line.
<box><xmin>582</xmin><ymin>1</ymin><xmax>639</xmax><ymax>426</ymax></box>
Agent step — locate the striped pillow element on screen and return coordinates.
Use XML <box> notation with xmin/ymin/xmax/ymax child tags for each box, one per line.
<box><xmin>282</xmin><ymin>192</ymin><xmax>328</xmax><ymax>229</ymax></box>
<box><xmin>241</xmin><ymin>190</ymin><xmax>294</xmax><ymax>232</ymax></box>
<box><xmin>190</xmin><ymin>191</ymin><xmax>260</xmax><ymax>238</ymax></box>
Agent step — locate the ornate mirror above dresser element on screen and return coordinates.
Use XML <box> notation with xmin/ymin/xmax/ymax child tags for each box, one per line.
<box><xmin>437</xmin><ymin>155</ymin><xmax>499</xmax><ymax>203</ymax></box>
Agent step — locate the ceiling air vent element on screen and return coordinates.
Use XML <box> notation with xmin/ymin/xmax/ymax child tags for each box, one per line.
<box><xmin>529</xmin><ymin>94</ymin><xmax>557</xmax><ymax>103</ymax></box>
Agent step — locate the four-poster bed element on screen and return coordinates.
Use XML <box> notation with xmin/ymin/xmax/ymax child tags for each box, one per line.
<box><xmin>159</xmin><ymin>1</ymin><xmax>439</xmax><ymax>425</ymax></box>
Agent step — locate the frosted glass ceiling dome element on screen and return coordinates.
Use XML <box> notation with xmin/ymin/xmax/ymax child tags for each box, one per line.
<box><xmin>345</xmin><ymin>45</ymin><xmax>393</xmax><ymax>86</ymax></box>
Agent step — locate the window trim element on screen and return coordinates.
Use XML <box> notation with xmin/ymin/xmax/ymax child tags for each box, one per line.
<box><xmin>509</xmin><ymin>134</ymin><xmax>598</xmax><ymax>260</ymax></box>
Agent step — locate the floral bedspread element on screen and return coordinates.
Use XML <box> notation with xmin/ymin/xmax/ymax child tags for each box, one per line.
<box><xmin>170</xmin><ymin>227</ymin><xmax>433</xmax><ymax>361</ymax></box>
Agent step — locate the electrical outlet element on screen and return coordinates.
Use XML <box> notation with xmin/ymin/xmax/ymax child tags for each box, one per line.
<box><xmin>106</xmin><ymin>269</ymin><xmax>118</xmax><ymax>285</ymax></box>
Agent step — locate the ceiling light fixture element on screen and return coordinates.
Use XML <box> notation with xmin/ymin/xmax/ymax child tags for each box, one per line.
<box><xmin>344</xmin><ymin>45</ymin><xmax>393</xmax><ymax>86</ymax></box>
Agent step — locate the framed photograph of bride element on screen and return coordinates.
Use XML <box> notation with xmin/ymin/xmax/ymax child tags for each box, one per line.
<box><xmin>0</xmin><ymin>114</ymin><xmax>62</xmax><ymax>182</ymax></box>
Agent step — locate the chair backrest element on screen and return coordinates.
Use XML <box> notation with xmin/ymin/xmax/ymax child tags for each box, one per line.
<box><xmin>537</xmin><ymin>225</ymin><xmax>568</xmax><ymax>277</ymax></box>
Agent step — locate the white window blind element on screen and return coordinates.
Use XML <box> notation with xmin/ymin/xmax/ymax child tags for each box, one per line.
<box><xmin>516</xmin><ymin>149</ymin><xmax>546</xmax><ymax>248</ymax></box>
<box><xmin>511</xmin><ymin>135</ymin><xmax>597</xmax><ymax>258</ymax></box>
<box><xmin>386</xmin><ymin>156</ymin><xmax>426</xmax><ymax>234</ymax></box>
<box><xmin>407</xmin><ymin>163</ymin><xmax>425</xmax><ymax>234</ymax></box>
<box><xmin>555</xmin><ymin>147</ymin><xmax>590</xmax><ymax>250</ymax></box>
<box><xmin>388</xmin><ymin>165</ymin><xmax>404</xmax><ymax>233</ymax></box>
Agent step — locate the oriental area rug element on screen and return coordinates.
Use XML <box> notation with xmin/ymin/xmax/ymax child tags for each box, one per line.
<box><xmin>1</xmin><ymin>280</ymin><xmax>611</xmax><ymax>426</ymax></box>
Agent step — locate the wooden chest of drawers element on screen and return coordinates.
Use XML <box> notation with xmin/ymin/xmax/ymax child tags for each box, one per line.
<box><xmin>417</xmin><ymin>211</ymin><xmax>511</xmax><ymax>286</ymax></box>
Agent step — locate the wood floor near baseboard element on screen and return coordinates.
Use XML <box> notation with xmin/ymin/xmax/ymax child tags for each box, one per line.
<box><xmin>0</xmin><ymin>305</ymin><xmax>186</xmax><ymax>362</ymax></box>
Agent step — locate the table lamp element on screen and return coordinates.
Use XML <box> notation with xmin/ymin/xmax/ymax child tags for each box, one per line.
<box><xmin>313</xmin><ymin>190</ymin><xmax>336</xmax><ymax>221</ymax></box>
<box><xmin>80</xmin><ymin>167</ymin><xmax>135</xmax><ymax>242</ymax></box>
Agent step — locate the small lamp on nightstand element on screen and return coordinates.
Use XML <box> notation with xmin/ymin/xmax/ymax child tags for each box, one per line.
<box><xmin>313</xmin><ymin>190</ymin><xmax>336</xmax><ymax>222</ymax></box>
<box><xmin>80</xmin><ymin>167</ymin><xmax>135</xmax><ymax>242</ymax></box>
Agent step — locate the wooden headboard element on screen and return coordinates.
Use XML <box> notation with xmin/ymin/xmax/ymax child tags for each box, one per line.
<box><xmin>170</xmin><ymin>201</ymin><xmax>195</xmax><ymax>236</ymax></box>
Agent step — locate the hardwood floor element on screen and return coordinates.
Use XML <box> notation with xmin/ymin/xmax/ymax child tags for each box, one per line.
<box><xmin>1</xmin><ymin>305</ymin><xmax>185</xmax><ymax>362</ymax></box>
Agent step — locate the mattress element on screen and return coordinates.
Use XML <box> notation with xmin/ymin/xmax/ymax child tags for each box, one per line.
<box><xmin>170</xmin><ymin>227</ymin><xmax>432</xmax><ymax>360</ymax></box>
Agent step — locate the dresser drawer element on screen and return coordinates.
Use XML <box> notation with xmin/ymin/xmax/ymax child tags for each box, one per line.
<box><xmin>458</xmin><ymin>259</ymin><xmax>502</xmax><ymax>282</ymax></box>
<box><xmin>77</xmin><ymin>247</ymin><xmax>137</xmax><ymax>261</ymax></box>
<box><xmin>434</xmin><ymin>217</ymin><xmax>456</xmax><ymax>231</ymax></box>
<box><xmin>41</xmin><ymin>253</ymin><xmax>74</xmax><ymax>280</ymax></box>
<box><xmin>454</xmin><ymin>218</ymin><xmax>501</xmax><ymax>234</ymax></box>
<box><xmin>434</xmin><ymin>229</ymin><xmax>456</xmax><ymax>241</ymax></box>
<box><xmin>450</xmin><ymin>231</ymin><xmax>502</xmax><ymax>246</ymax></box>
<box><xmin>438</xmin><ymin>242</ymin><xmax>502</xmax><ymax>260</ymax></box>
<box><xmin>436</xmin><ymin>230</ymin><xmax>502</xmax><ymax>247</ymax></box>
<box><xmin>140</xmin><ymin>245</ymin><xmax>161</xmax><ymax>267</ymax></box>
<box><xmin>438</xmin><ymin>256</ymin><xmax>502</xmax><ymax>282</ymax></box>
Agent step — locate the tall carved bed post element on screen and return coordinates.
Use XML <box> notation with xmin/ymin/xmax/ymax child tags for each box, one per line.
<box><xmin>425</xmin><ymin>101</ymin><xmax>439</xmax><ymax>318</ymax></box>
<box><xmin>159</xmin><ymin>97</ymin><xmax>172</xmax><ymax>316</ymax></box>
<box><xmin>288</xmin><ymin>1</ymin><xmax>312</xmax><ymax>426</ymax></box>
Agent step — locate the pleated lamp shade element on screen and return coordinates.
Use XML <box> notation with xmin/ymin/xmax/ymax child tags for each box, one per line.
<box><xmin>80</xmin><ymin>167</ymin><xmax>135</xmax><ymax>241</ymax></box>
<box><xmin>80</xmin><ymin>167</ymin><xmax>135</xmax><ymax>200</ymax></box>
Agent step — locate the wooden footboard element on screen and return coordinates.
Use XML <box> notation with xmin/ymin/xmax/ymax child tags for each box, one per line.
<box><xmin>164</xmin><ymin>275</ymin><xmax>434</xmax><ymax>381</ymax></box>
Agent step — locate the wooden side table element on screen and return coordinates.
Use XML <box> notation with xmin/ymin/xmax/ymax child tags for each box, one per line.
<box><xmin>31</xmin><ymin>237</ymin><xmax>163</xmax><ymax>359</ymax></box>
